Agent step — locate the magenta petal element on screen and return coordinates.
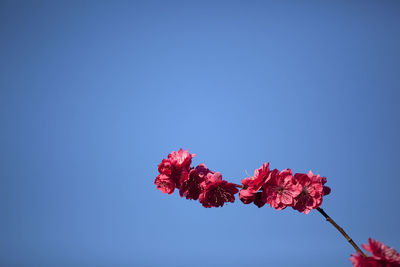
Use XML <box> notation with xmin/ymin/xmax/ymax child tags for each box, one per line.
<box><xmin>280</xmin><ymin>193</ymin><xmax>293</xmax><ymax>205</ymax></box>
<box><xmin>239</xmin><ymin>188</ymin><xmax>257</xmax><ymax>204</ymax></box>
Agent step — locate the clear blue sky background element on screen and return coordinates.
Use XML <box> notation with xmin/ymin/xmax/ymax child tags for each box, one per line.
<box><xmin>1</xmin><ymin>1</ymin><xmax>399</xmax><ymax>266</ymax></box>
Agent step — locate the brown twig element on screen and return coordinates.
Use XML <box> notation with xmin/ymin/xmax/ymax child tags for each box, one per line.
<box><xmin>316</xmin><ymin>207</ymin><xmax>366</xmax><ymax>256</ymax></box>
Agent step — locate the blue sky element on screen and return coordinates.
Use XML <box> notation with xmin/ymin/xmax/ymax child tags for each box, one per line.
<box><xmin>1</xmin><ymin>1</ymin><xmax>399</xmax><ymax>266</ymax></box>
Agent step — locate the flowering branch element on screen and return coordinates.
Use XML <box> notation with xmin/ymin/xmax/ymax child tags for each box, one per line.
<box><xmin>155</xmin><ymin>149</ymin><xmax>400</xmax><ymax>266</ymax></box>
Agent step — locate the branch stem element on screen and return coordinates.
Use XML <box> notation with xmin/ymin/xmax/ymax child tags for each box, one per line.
<box><xmin>316</xmin><ymin>207</ymin><xmax>366</xmax><ymax>256</ymax></box>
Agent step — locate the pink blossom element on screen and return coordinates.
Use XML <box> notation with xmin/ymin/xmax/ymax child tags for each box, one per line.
<box><xmin>292</xmin><ymin>171</ymin><xmax>328</xmax><ymax>214</ymax></box>
<box><xmin>351</xmin><ymin>255</ymin><xmax>381</xmax><ymax>267</ymax></box>
<box><xmin>239</xmin><ymin>188</ymin><xmax>258</xmax><ymax>204</ymax></box>
<box><xmin>239</xmin><ymin>163</ymin><xmax>270</xmax><ymax>205</ymax></box>
<box><xmin>351</xmin><ymin>238</ymin><xmax>400</xmax><ymax>267</ymax></box>
<box><xmin>179</xmin><ymin>164</ymin><xmax>212</xmax><ymax>200</ymax></box>
<box><xmin>199</xmin><ymin>175</ymin><xmax>239</xmax><ymax>208</ymax></box>
<box><xmin>158</xmin><ymin>159</ymin><xmax>173</xmax><ymax>175</ymax></box>
<box><xmin>364</xmin><ymin>238</ymin><xmax>400</xmax><ymax>263</ymax></box>
<box><xmin>204</xmin><ymin>171</ymin><xmax>223</xmax><ymax>185</ymax></box>
<box><xmin>154</xmin><ymin>174</ymin><xmax>175</xmax><ymax>194</ymax></box>
<box><xmin>241</xmin><ymin>163</ymin><xmax>270</xmax><ymax>190</ymax></box>
<box><xmin>168</xmin><ymin>149</ymin><xmax>195</xmax><ymax>171</ymax></box>
<box><xmin>155</xmin><ymin>149</ymin><xmax>195</xmax><ymax>192</ymax></box>
<box><xmin>261</xmin><ymin>169</ymin><xmax>302</xmax><ymax>210</ymax></box>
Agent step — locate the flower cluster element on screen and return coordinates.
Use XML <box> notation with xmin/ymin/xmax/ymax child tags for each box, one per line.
<box><xmin>155</xmin><ymin>149</ymin><xmax>238</xmax><ymax>208</ymax></box>
<box><xmin>155</xmin><ymin>149</ymin><xmax>195</xmax><ymax>195</ymax></box>
<box><xmin>155</xmin><ymin>150</ymin><xmax>331</xmax><ymax>213</ymax></box>
<box><xmin>239</xmin><ymin>162</ymin><xmax>331</xmax><ymax>214</ymax></box>
<box><xmin>350</xmin><ymin>238</ymin><xmax>400</xmax><ymax>267</ymax></box>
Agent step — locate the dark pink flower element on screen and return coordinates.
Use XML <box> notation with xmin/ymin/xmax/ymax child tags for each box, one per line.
<box><xmin>199</xmin><ymin>175</ymin><xmax>239</xmax><ymax>208</ymax></box>
<box><xmin>239</xmin><ymin>188</ymin><xmax>258</xmax><ymax>204</ymax></box>
<box><xmin>292</xmin><ymin>171</ymin><xmax>328</xmax><ymax>214</ymax></box>
<box><xmin>154</xmin><ymin>174</ymin><xmax>175</xmax><ymax>194</ymax></box>
<box><xmin>179</xmin><ymin>164</ymin><xmax>212</xmax><ymax>200</ymax></box>
<box><xmin>204</xmin><ymin>171</ymin><xmax>223</xmax><ymax>184</ymax></box>
<box><xmin>261</xmin><ymin>169</ymin><xmax>302</xmax><ymax>210</ymax></box>
<box><xmin>155</xmin><ymin>149</ymin><xmax>195</xmax><ymax>190</ymax></box>
<box><xmin>239</xmin><ymin>163</ymin><xmax>270</xmax><ymax>205</ymax></box>
<box><xmin>158</xmin><ymin>159</ymin><xmax>173</xmax><ymax>175</ymax></box>
<box><xmin>168</xmin><ymin>149</ymin><xmax>195</xmax><ymax>171</ymax></box>
<box><xmin>364</xmin><ymin>238</ymin><xmax>400</xmax><ymax>263</ymax></box>
<box><xmin>350</xmin><ymin>255</ymin><xmax>381</xmax><ymax>267</ymax></box>
<box><xmin>241</xmin><ymin>162</ymin><xmax>270</xmax><ymax>190</ymax></box>
<box><xmin>351</xmin><ymin>238</ymin><xmax>400</xmax><ymax>267</ymax></box>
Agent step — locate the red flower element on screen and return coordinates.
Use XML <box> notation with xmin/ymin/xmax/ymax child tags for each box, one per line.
<box><xmin>154</xmin><ymin>174</ymin><xmax>175</xmax><ymax>194</ymax></box>
<box><xmin>261</xmin><ymin>169</ymin><xmax>302</xmax><ymax>210</ymax></box>
<box><xmin>204</xmin><ymin>171</ymin><xmax>223</xmax><ymax>185</ymax></box>
<box><xmin>364</xmin><ymin>238</ymin><xmax>400</xmax><ymax>263</ymax></box>
<box><xmin>241</xmin><ymin>162</ymin><xmax>270</xmax><ymax>190</ymax></box>
<box><xmin>199</xmin><ymin>173</ymin><xmax>239</xmax><ymax>208</ymax></box>
<box><xmin>168</xmin><ymin>149</ymin><xmax>195</xmax><ymax>171</ymax></box>
<box><xmin>239</xmin><ymin>163</ymin><xmax>270</xmax><ymax>205</ymax></box>
<box><xmin>158</xmin><ymin>159</ymin><xmax>173</xmax><ymax>175</ymax></box>
<box><xmin>239</xmin><ymin>188</ymin><xmax>258</xmax><ymax>204</ymax></box>
<box><xmin>351</xmin><ymin>238</ymin><xmax>400</xmax><ymax>267</ymax></box>
<box><xmin>292</xmin><ymin>171</ymin><xmax>329</xmax><ymax>214</ymax></box>
<box><xmin>155</xmin><ymin>149</ymin><xmax>195</xmax><ymax>193</ymax></box>
<box><xmin>179</xmin><ymin>164</ymin><xmax>212</xmax><ymax>200</ymax></box>
<box><xmin>351</xmin><ymin>256</ymin><xmax>382</xmax><ymax>267</ymax></box>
